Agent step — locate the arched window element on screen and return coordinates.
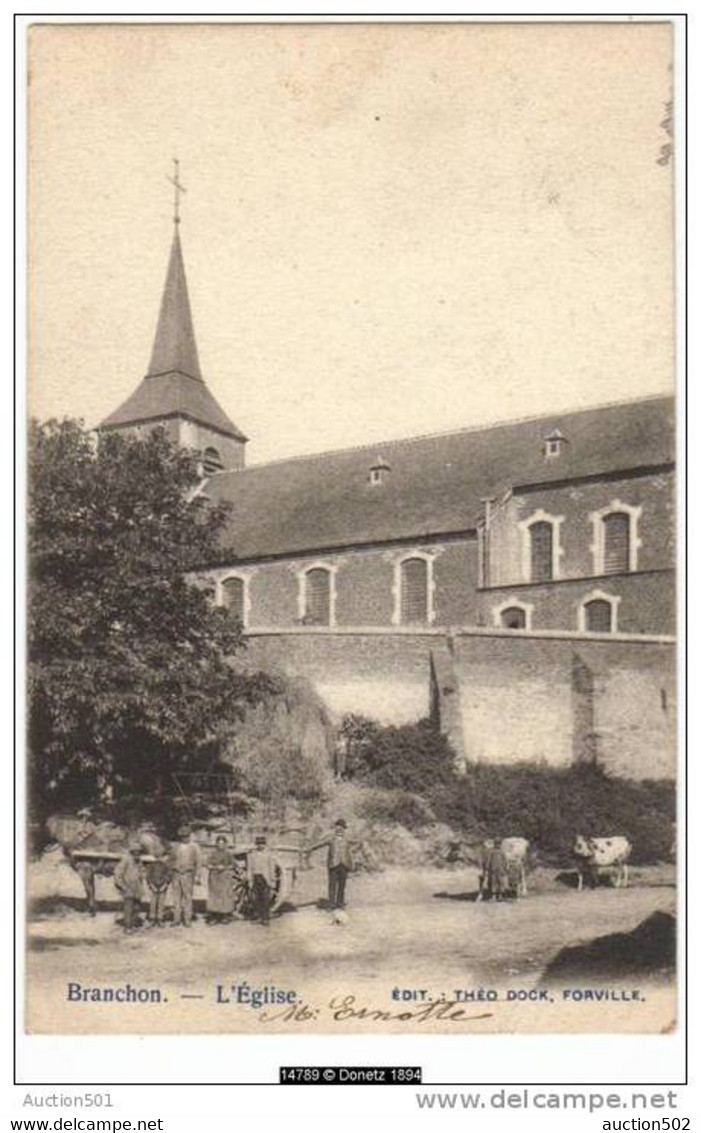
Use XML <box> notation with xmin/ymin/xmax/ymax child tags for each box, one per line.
<box><xmin>400</xmin><ymin>557</ymin><xmax>429</xmax><ymax>624</ymax></box>
<box><xmin>202</xmin><ymin>446</ymin><xmax>223</xmax><ymax>475</ymax></box>
<box><xmin>501</xmin><ymin>606</ymin><xmax>527</xmax><ymax>630</ymax></box>
<box><xmin>304</xmin><ymin>568</ymin><xmax>331</xmax><ymax>625</ymax></box>
<box><xmin>220</xmin><ymin>576</ymin><xmax>245</xmax><ymax>624</ymax></box>
<box><xmin>529</xmin><ymin>520</ymin><xmax>554</xmax><ymax>582</ymax></box>
<box><xmin>583</xmin><ymin>598</ymin><xmax>613</xmax><ymax>633</ymax></box>
<box><xmin>589</xmin><ymin>500</ymin><xmax>641</xmax><ymax>575</ymax></box>
<box><xmin>602</xmin><ymin>511</ymin><xmax>631</xmax><ymax>574</ymax></box>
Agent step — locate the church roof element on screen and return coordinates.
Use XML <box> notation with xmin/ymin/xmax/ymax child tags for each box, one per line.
<box><xmin>99</xmin><ymin>372</ymin><xmax>248</xmax><ymax>440</ymax></box>
<box><xmin>99</xmin><ymin>228</ymin><xmax>247</xmax><ymax>442</ymax></box>
<box><xmin>204</xmin><ymin>394</ymin><xmax>674</xmax><ymax>561</ymax></box>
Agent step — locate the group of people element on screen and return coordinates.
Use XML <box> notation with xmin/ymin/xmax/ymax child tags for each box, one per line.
<box><xmin>110</xmin><ymin>818</ymin><xmax>355</xmax><ymax>933</ymax></box>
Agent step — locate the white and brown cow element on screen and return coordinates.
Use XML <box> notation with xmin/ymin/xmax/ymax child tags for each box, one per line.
<box><xmin>573</xmin><ymin>835</ymin><xmax>632</xmax><ymax>891</ymax></box>
<box><xmin>500</xmin><ymin>837</ymin><xmax>531</xmax><ymax>898</ymax></box>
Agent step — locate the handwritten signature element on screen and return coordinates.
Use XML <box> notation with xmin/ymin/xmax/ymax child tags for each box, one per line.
<box><xmin>259</xmin><ymin>994</ymin><xmax>494</xmax><ymax>1025</ymax></box>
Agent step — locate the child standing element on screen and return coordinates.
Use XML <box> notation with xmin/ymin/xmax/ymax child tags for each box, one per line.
<box><xmin>114</xmin><ymin>840</ymin><xmax>144</xmax><ymax>932</ymax></box>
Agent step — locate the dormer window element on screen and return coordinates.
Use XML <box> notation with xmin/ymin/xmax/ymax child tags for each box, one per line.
<box><xmin>369</xmin><ymin>456</ymin><xmax>391</xmax><ymax>485</ymax></box>
<box><xmin>543</xmin><ymin>429</ymin><xmax>566</xmax><ymax>458</ymax></box>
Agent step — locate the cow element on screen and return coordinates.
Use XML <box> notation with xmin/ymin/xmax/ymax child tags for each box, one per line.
<box><xmin>499</xmin><ymin>837</ymin><xmax>530</xmax><ymax>898</ymax></box>
<box><xmin>46</xmin><ymin>813</ymin><xmax>167</xmax><ymax>915</ymax></box>
<box><xmin>573</xmin><ymin>835</ymin><xmax>632</xmax><ymax>891</ymax></box>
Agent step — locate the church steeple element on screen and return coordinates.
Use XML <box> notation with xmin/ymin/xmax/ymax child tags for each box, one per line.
<box><xmin>146</xmin><ymin>226</ymin><xmax>202</xmax><ymax>382</ymax></box>
<box><xmin>99</xmin><ymin>164</ymin><xmax>248</xmax><ymax>472</ymax></box>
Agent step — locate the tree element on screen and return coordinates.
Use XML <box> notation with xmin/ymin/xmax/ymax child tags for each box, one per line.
<box><xmin>28</xmin><ymin>418</ymin><xmax>276</xmax><ymax>814</ymax></box>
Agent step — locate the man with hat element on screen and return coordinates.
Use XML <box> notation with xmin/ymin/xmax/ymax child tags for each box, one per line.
<box><xmin>308</xmin><ymin>819</ymin><xmax>354</xmax><ymax>910</ymax></box>
<box><xmin>246</xmin><ymin>835</ymin><xmax>279</xmax><ymax>926</ymax></box>
<box><xmin>169</xmin><ymin>826</ymin><xmax>203</xmax><ymax>927</ymax></box>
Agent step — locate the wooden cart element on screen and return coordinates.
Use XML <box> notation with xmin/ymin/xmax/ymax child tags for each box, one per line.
<box><xmin>69</xmin><ymin>839</ymin><xmax>303</xmax><ymax>916</ymax></box>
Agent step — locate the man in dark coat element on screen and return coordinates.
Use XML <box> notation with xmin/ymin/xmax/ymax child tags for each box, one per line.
<box><xmin>246</xmin><ymin>835</ymin><xmax>279</xmax><ymax>926</ymax></box>
<box><xmin>480</xmin><ymin>839</ymin><xmax>510</xmax><ymax>901</ymax></box>
<box><xmin>145</xmin><ymin>849</ymin><xmax>171</xmax><ymax>927</ymax></box>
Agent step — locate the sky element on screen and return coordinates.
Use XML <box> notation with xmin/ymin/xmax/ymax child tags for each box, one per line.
<box><xmin>28</xmin><ymin>21</ymin><xmax>674</xmax><ymax>466</ymax></box>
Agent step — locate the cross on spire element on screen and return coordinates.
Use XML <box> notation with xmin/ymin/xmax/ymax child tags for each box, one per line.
<box><xmin>167</xmin><ymin>158</ymin><xmax>186</xmax><ymax>225</ymax></box>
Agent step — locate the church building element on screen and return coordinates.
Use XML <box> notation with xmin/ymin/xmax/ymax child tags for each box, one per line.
<box><xmin>99</xmin><ymin>219</ymin><xmax>676</xmax><ymax>781</ymax></box>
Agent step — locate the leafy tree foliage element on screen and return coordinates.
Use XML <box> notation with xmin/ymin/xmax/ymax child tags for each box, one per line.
<box><xmin>28</xmin><ymin>419</ymin><xmax>275</xmax><ymax>814</ymax></box>
<box><xmin>339</xmin><ymin>715</ymin><xmax>457</xmax><ymax>794</ymax></box>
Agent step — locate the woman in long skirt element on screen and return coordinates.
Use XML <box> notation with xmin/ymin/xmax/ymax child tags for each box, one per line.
<box><xmin>206</xmin><ymin>836</ymin><xmax>235</xmax><ymax>923</ymax></box>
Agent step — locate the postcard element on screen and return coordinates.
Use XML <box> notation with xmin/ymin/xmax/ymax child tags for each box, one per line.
<box><xmin>25</xmin><ymin>20</ymin><xmax>677</xmax><ymax>1036</ymax></box>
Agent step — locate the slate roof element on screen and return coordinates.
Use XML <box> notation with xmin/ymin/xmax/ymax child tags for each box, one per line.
<box><xmin>99</xmin><ymin>372</ymin><xmax>248</xmax><ymax>441</ymax></box>
<box><xmin>99</xmin><ymin>228</ymin><xmax>247</xmax><ymax>442</ymax></box>
<box><xmin>148</xmin><ymin>227</ymin><xmax>202</xmax><ymax>381</ymax></box>
<box><xmin>204</xmin><ymin>394</ymin><xmax>674</xmax><ymax>562</ymax></box>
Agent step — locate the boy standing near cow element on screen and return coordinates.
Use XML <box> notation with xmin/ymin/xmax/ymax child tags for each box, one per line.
<box><xmin>479</xmin><ymin>839</ymin><xmax>510</xmax><ymax>901</ymax></box>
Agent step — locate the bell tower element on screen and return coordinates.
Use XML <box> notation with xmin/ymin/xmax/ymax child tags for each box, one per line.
<box><xmin>99</xmin><ymin>161</ymin><xmax>248</xmax><ymax>473</ymax></box>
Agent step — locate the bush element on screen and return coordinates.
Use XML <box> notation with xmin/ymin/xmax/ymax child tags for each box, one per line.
<box><xmin>337</xmin><ymin>715</ymin><xmax>675</xmax><ymax>865</ymax></box>
<box><xmin>359</xmin><ymin>788</ymin><xmax>436</xmax><ymax>829</ymax></box>
<box><xmin>339</xmin><ymin>716</ymin><xmax>456</xmax><ymax>795</ymax></box>
<box><xmin>434</xmin><ymin>763</ymin><xmax>675</xmax><ymax>864</ymax></box>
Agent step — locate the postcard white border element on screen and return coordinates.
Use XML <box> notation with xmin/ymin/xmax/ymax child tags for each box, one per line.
<box><xmin>10</xmin><ymin>7</ymin><xmax>689</xmax><ymax>1091</ymax></box>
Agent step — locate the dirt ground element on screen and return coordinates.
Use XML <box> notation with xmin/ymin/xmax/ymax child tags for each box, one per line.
<box><xmin>27</xmin><ymin>857</ymin><xmax>676</xmax><ymax>1000</ymax></box>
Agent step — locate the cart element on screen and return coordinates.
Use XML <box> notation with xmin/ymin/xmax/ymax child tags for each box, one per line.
<box><xmin>68</xmin><ymin>838</ymin><xmax>303</xmax><ymax>917</ymax></box>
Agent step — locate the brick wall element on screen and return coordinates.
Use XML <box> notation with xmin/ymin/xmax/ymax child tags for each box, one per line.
<box><xmin>246</xmin><ymin>630</ymin><xmax>435</xmax><ymax>724</ymax></box>
<box><xmin>206</xmin><ymin>470</ymin><xmax>673</xmax><ymax>635</ymax></box>
<box><xmin>479</xmin><ymin>569</ymin><xmax>675</xmax><ymax>635</ymax></box>
<box><xmin>450</xmin><ymin>633</ymin><xmax>675</xmax><ymax>777</ymax></box>
<box><xmin>244</xmin><ymin>629</ymin><xmax>675</xmax><ymax>780</ymax></box>
<box><xmin>486</xmin><ymin>468</ymin><xmax>673</xmax><ymax>587</ymax></box>
<box><xmin>211</xmin><ymin>538</ymin><xmax>480</xmax><ymax>629</ymax></box>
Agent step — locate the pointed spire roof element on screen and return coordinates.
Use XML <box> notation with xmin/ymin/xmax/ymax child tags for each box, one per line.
<box><xmin>147</xmin><ymin>228</ymin><xmax>202</xmax><ymax>380</ymax></box>
<box><xmin>100</xmin><ymin>226</ymin><xmax>247</xmax><ymax>442</ymax></box>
